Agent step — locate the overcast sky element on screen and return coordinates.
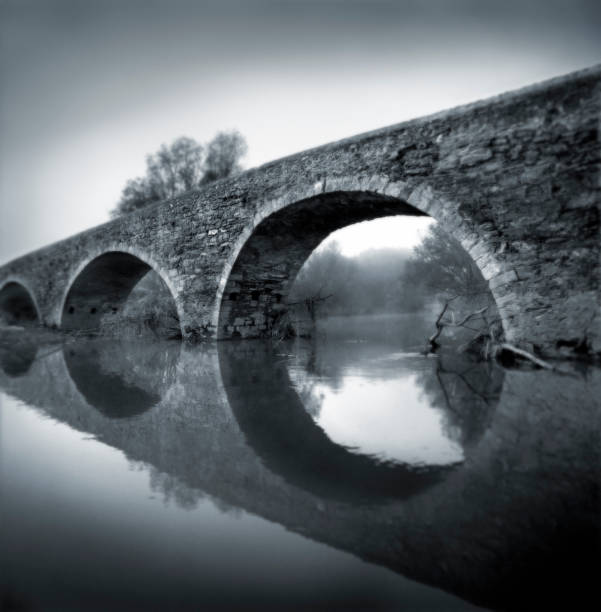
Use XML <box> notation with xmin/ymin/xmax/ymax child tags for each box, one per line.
<box><xmin>1</xmin><ymin>0</ymin><xmax>600</xmax><ymax>263</ymax></box>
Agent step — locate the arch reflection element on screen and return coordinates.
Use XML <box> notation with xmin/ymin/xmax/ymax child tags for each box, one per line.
<box><xmin>0</xmin><ymin>338</ymin><xmax>38</xmax><ymax>377</ymax></box>
<box><xmin>288</xmin><ymin>340</ymin><xmax>504</xmax><ymax>461</ymax></box>
<box><xmin>218</xmin><ymin>341</ymin><xmax>503</xmax><ymax>503</ymax></box>
<box><xmin>64</xmin><ymin>339</ymin><xmax>181</xmax><ymax>418</ymax></box>
<box><xmin>0</xmin><ymin>336</ymin><xmax>597</xmax><ymax>611</ymax></box>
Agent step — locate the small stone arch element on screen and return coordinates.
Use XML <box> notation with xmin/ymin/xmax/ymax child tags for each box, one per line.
<box><xmin>59</xmin><ymin>247</ymin><xmax>184</xmax><ymax>336</ymax></box>
<box><xmin>63</xmin><ymin>339</ymin><xmax>181</xmax><ymax>417</ymax></box>
<box><xmin>0</xmin><ymin>278</ymin><xmax>41</xmax><ymax>326</ymax></box>
<box><xmin>213</xmin><ymin>174</ymin><xmax>513</xmax><ymax>339</ymax></box>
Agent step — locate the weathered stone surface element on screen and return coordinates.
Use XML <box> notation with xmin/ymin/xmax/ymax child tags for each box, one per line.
<box><xmin>0</xmin><ymin>66</ymin><xmax>599</xmax><ymax>357</ymax></box>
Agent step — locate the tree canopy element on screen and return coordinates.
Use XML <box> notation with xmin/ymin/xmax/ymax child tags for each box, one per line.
<box><xmin>202</xmin><ymin>131</ymin><xmax>247</xmax><ymax>184</ymax></box>
<box><xmin>290</xmin><ymin>223</ymin><xmax>493</xmax><ymax>320</ymax></box>
<box><xmin>290</xmin><ymin>242</ymin><xmax>413</xmax><ymax>317</ymax></box>
<box><xmin>111</xmin><ymin>131</ymin><xmax>247</xmax><ymax>217</ymax></box>
<box><xmin>402</xmin><ymin>223</ymin><xmax>488</xmax><ymax>300</ymax></box>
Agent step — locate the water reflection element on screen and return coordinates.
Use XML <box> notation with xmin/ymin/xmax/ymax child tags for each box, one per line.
<box><xmin>219</xmin><ymin>340</ymin><xmax>502</xmax><ymax>503</ymax></box>
<box><xmin>285</xmin><ymin>339</ymin><xmax>502</xmax><ymax>465</ymax></box>
<box><xmin>0</xmin><ymin>337</ymin><xmax>37</xmax><ymax>377</ymax></box>
<box><xmin>0</xmin><ymin>331</ymin><xmax>598</xmax><ymax>611</ymax></box>
<box><xmin>64</xmin><ymin>339</ymin><xmax>180</xmax><ymax>418</ymax></box>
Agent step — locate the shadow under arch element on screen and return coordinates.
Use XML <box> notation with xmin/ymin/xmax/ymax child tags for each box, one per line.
<box><xmin>214</xmin><ymin>180</ymin><xmax>507</xmax><ymax>339</ymax></box>
<box><xmin>0</xmin><ymin>280</ymin><xmax>40</xmax><ymax>326</ymax></box>
<box><xmin>63</xmin><ymin>339</ymin><xmax>181</xmax><ymax>418</ymax></box>
<box><xmin>60</xmin><ymin>250</ymin><xmax>182</xmax><ymax>337</ymax></box>
<box><xmin>217</xmin><ymin>342</ymin><xmax>505</xmax><ymax>504</ymax></box>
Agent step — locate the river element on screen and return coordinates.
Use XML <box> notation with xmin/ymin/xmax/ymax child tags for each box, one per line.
<box><xmin>0</xmin><ymin>315</ymin><xmax>599</xmax><ymax>611</ymax></box>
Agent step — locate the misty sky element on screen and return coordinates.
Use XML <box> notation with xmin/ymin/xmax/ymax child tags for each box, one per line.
<box><xmin>1</xmin><ymin>0</ymin><xmax>600</xmax><ymax>263</ymax></box>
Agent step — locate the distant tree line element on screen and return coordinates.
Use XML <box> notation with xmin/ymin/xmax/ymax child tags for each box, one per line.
<box><xmin>111</xmin><ymin>131</ymin><xmax>247</xmax><ymax>217</ymax></box>
<box><xmin>291</xmin><ymin>223</ymin><xmax>497</xmax><ymax>324</ymax></box>
<box><xmin>289</xmin><ymin>243</ymin><xmax>416</xmax><ymax>317</ymax></box>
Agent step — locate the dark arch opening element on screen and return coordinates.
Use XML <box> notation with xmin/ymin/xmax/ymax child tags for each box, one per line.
<box><xmin>218</xmin><ymin>191</ymin><xmax>431</xmax><ymax>338</ymax></box>
<box><xmin>61</xmin><ymin>252</ymin><xmax>181</xmax><ymax>339</ymax></box>
<box><xmin>0</xmin><ymin>282</ymin><xmax>39</xmax><ymax>327</ymax></box>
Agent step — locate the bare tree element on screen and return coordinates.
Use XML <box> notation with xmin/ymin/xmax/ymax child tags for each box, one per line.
<box><xmin>403</xmin><ymin>223</ymin><xmax>487</xmax><ymax>299</ymax></box>
<box><xmin>289</xmin><ymin>241</ymin><xmax>356</xmax><ymax>319</ymax></box>
<box><xmin>146</xmin><ymin>137</ymin><xmax>204</xmax><ymax>200</ymax></box>
<box><xmin>111</xmin><ymin>131</ymin><xmax>247</xmax><ymax>217</ymax></box>
<box><xmin>402</xmin><ymin>224</ymin><xmax>503</xmax><ymax>357</ymax></box>
<box><xmin>202</xmin><ymin>130</ymin><xmax>248</xmax><ymax>184</ymax></box>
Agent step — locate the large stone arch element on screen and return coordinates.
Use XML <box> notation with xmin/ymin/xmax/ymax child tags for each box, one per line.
<box><xmin>59</xmin><ymin>246</ymin><xmax>184</xmax><ymax>336</ymax></box>
<box><xmin>214</xmin><ymin>175</ymin><xmax>513</xmax><ymax>339</ymax></box>
<box><xmin>0</xmin><ymin>277</ymin><xmax>41</xmax><ymax>326</ymax></box>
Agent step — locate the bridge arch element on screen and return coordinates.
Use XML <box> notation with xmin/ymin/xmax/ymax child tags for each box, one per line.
<box><xmin>59</xmin><ymin>247</ymin><xmax>184</xmax><ymax>336</ymax></box>
<box><xmin>214</xmin><ymin>175</ymin><xmax>512</xmax><ymax>339</ymax></box>
<box><xmin>0</xmin><ymin>278</ymin><xmax>40</xmax><ymax>326</ymax></box>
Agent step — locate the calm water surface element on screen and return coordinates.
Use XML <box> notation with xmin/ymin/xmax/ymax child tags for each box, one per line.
<box><xmin>0</xmin><ymin>320</ymin><xmax>599</xmax><ymax>611</ymax></box>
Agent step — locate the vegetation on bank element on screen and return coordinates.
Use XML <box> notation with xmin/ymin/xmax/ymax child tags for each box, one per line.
<box><xmin>290</xmin><ymin>223</ymin><xmax>502</xmax><ymax>359</ymax></box>
<box><xmin>99</xmin><ymin>272</ymin><xmax>181</xmax><ymax>340</ymax></box>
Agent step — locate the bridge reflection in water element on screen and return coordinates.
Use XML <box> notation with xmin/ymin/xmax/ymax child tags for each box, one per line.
<box><xmin>0</xmin><ymin>336</ymin><xmax>598</xmax><ymax>611</ymax></box>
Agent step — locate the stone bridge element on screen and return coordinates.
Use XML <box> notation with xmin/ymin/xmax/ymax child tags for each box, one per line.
<box><xmin>1</xmin><ymin>66</ymin><xmax>599</xmax><ymax>358</ymax></box>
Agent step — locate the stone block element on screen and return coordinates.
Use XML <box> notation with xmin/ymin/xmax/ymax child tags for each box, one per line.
<box><xmin>489</xmin><ymin>269</ymin><xmax>519</xmax><ymax>290</ymax></box>
<box><xmin>459</xmin><ymin>147</ymin><xmax>493</xmax><ymax>167</ymax></box>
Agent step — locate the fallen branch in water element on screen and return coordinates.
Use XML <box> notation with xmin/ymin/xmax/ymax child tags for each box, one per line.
<box><xmin>498</xmin><ymin>343</ymin><xmax>554</xmax><ymax>370</ymax></box>
<box><xmin>497</xmin><ymin>343</ymin><xmax>579</xmax><ymax>376</ymax></box>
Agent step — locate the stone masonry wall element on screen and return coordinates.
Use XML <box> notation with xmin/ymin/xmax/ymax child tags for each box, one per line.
<box><xmin>0</xmin><ymin>66</ymin><xmax>599</xmax><ymax>357</ymax></box>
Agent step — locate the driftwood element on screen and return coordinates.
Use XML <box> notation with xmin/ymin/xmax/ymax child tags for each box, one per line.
<box><xmin>498</xmin><ymin>343</ymin><xmax>554</xmax><ymax>370</ymax></box>
<box><xmin>426</xmin><ymin>298</ymin><xmax>573</xmax><ymax>372</ymax></box>
<box><xmin>497</xmin><ymin>343</ymin><xmax>578</xmax><ymax>377</ymax></box>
